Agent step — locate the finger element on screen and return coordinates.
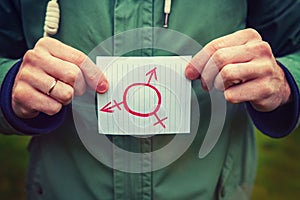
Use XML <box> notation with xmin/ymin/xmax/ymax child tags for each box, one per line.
<box><xmin>185</xmin><ymin>28</ymin><xmax>262</xmax><ymax>80</ymax></box>
<box><xmin>214</xmin><ymin>59</ymin><xmax>271</xmax><ymax>91</ymax></box>
<box><xmin>48</xmin><ymin>80</ymin><xmax>74</xmax><ymax>105</ymax></box>
<box><xmin>17</xmin><ymin>67</ymin><xmax>75</xmax><ymax>105</ymax></box>
<box><xmin>22</xmin><ymin>48</ymin><xmax>86</xmax><ymax>96</ymax></box>
<box><xmin>201</xmin><ymin>45</ymin><xmax>253</xmax><ymax>90</ymax></box>
<box><xmin>224</xmin><ymin>78</ymin><xmax>275</xmax><ymax>107</ymax></box>
<box><xmin>36</xmin><ymin>37</ymin><xmax>108</xmax><ymax>94</ymax></box>
<box><xmin>12</xmin><ymin>101</ymin><xmax>40</xmax><ymax>119</ymax></box>
<box><xmin>38</xmin><ymin>55</ymin><xmax>86</xmax><ymax>96</ymax></box>
<box><xmin>17</xmin><ymin>65</ymin><xmax>56</xmax><ymax>95</ymax></box>
<box><xmin>13</xmin><ymin>82</ymin><xmax>62</xmax><ymax>118</ymax></box>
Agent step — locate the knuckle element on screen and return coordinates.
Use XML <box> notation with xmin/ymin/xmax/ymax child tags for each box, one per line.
<box><xmin>251</xmin><ymin>100</ymin><xmax>269</xmax><ymax>111</ymax></box>
<box><xmin>255</xmin><ymin>41</ymin><xmax>273</xmax><ymax>57</ymax></box>
<box><xmin>224</xmin><ymin>91</ymin><xmax>237</xmax><ymax>103</ymax></box>
<box><xmin>61</xmin><ymin>87</ymin><xmax>74</xmax><ymax>104</ymax></box>
<box><xmin>214</xmin><ymin>79</ymin><xmax>225</xmax><ymax>91</ymax></box>
<box><xmin>23</xmin><ymin>49</ymin><xmax>34</xmax><ymax>60</ymax></box>
<box><xmin>23</xmin><ymin>50</ymin><xmax>36</xmax><ymax>63</ymax></box>
<box><xmin>47</xmin><ymin>103</ymin><xmax>62</xmax><ymax>116</ymax></box>
<box><xmin>18</xmin><ymin>108</ymin><xmax>33</xmax><ymax>117</ymax></box>
<box><xmin>12</xmin><ymin>95</ymin><xmax>38</xmax><ymax>118</ymax></box>
<box><xmin>259</xmin><ymin>81</ymin><xmax>274</xmax><ymax>97</ymax></box>
<box><xmin>261</xmin><ymin>41</ymin><xmax>272</xmax><ymax>52</ymax></box>
<box><xmin>64</xmin><ymin>68</ymin><xmax>81</xmax><ymax>84</ymax></box>
<box><xmin>12</xmin><ymin>86</ymin><xmax>28</xmax><ymax>104</ymax></box>
<box><xmin>23</xmin><ymin>49</ymin><xmax>46</xmax><ymax>67</ymax></box>
<box><xmin>263</xmin><ymin>64</ymin><xmax>274</xmax><ymax>75</ymax></box>
<box><xmin>209</xmin><ymin>39</ymin><xmax>225</xmax><ymax>52</ymax></box>
<box><xmin>266</xmin><ymin>83</ymin><xmax>275</xmax><ymax>95</ymax></box>
<box><xmin>71</xmin><ymin>51</ymin><xmax>87</xmax><ymax>66</ymax></box>
<box><xmin>201</xmin><ymin>74</ymin><xmax>210</xmax><ymax>85</ymax></box>
<box><xmin>212</xmin><ymin>49</ymin><xmax>226</xmax><ymax>67</ymax></box>
<box><xmin>35</xmin><ymin>38</ymin><xmax>45</xmax><ymax>47</ymax></box>
<box><xmin>245</xmin><ymin>28</ymin><xmax>262</xmax><ymax>41</ymax></box>
<box><xmin>35</xmin><ymin>38</ymin><xmax>48</xmax><ymax>49</ymax></box>
<box><xmin>18</xmin><ymin>66</ymin><xmax>35</xmax><ymax>82</ymax></box>
<box><xmin>35</xmin><ymin>37</ymin><xmax>54</xmax><ymax>48</ymax></box>
<box><xmin>220</xmin><ymin>67</ymin><xmax>231</xmax><ymax>81</ymax></box>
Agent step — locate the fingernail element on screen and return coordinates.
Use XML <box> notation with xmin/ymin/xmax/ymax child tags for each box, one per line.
<box><xmin>185</xmin><ymin>65</ymin><xmax>199</xmax><ymax>80</ymax></box>
<box><xmin>97</xmin><ymin>80</ymin><xmax>108</xmax><ymax>94</ymax></box>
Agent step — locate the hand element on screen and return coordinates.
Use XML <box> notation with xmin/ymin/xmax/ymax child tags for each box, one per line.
<box><xmin>12</xmin><ymin>37</ymin><xmax>108</xmax><ymax>118</ymax></box>
<box><xmin>185</xmin><ymin>28</ymin><xmax>291</xmax><ymax>112</ymax></box>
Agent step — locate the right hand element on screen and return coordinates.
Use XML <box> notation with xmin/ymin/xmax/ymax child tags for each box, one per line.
<box><xmin>12</xmin><ymin>37</ymin><xmax>108</xmax><ymax>118</ymax></box>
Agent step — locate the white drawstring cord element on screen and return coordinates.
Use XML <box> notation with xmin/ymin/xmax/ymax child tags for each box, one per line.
<box><xmin>163</xmin><ymin>0</ymin><xmax>172</xmax><ymax>28</ymax></box>
<box><xmin>43</xmin><ymin>0</ymin><xmax>60</xmax><ymax>37</ymax></box>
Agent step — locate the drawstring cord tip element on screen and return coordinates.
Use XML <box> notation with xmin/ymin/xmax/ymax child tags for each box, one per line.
<box><xmin>163</xmin><ymin>13</ymin><xmax>169</xmax><ymax>28</ymax></box>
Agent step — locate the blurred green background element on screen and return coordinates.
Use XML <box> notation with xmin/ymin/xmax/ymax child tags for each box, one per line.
<box><xmin>0</xmin><ymin>129</ymin><xmax>300</xmax><ymax>200</ymax></box>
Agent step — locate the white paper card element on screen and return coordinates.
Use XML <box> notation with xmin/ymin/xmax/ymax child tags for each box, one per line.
<box><xmin>97</xmin><ymin>56</ymin><xmax>191</xmax><ymax>135</ymax></box>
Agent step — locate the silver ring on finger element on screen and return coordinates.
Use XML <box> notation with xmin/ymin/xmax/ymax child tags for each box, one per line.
<box><xmin>47</xmin><ymin>79</ymin><xmax>58</xmax><ymax>96</ymax></box>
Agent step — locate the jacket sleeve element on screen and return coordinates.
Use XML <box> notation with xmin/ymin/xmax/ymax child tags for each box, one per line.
<box><xmin>0</xmin><ymin>0</ymin><xmax>27</xmax><ymax>134</ymax></box>
<box><xmin>0</xmin><ymin>0</ymin><xmax>66</xmax><ymax>135</ymax></box>
<box><xmin>246</xmin><ymin>0</ymin><xmax>300</xmax><ymax>137</ymax></box>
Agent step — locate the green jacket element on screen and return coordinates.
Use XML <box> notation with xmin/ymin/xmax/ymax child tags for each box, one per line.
<box><xmin>0</xmin><ymin>0</ymin><xmax>300</xmax><ymax>199</ymax></box>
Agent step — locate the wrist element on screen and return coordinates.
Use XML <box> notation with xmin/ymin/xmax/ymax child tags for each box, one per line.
<box><xmin>277</xmin><ymin>62</ymin><xmax>292</xmax><ymax>105</ymax></box>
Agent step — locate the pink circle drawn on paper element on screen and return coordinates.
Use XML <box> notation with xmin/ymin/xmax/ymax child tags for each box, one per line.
<box><xmin>122</xmin><ymin>83</ymin><xmax>161</xmax><ymax>118</ymax></box>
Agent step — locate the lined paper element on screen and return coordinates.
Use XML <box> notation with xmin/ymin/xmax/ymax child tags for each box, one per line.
<box><xmin>97</xmin><ymin>56</ymin><xmax>191</xmax><ymax>135</ymax></box>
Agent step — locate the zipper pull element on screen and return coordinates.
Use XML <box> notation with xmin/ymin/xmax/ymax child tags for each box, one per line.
<box><xmin>163</xmin><ymin>0</ymin><xmax>172</xmax><ymax>28</ymax></box>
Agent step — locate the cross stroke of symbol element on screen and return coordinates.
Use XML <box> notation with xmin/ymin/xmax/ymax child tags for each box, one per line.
<box><xmin>100</xmin><ymin>67</ymin><xmax>168</xmax><ymax>128</ymax></box>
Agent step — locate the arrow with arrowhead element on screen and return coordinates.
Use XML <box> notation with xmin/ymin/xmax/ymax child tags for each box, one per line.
<box><xmin>146</xmin><ymin>67</ymin><xmax>158</xmax><ymax>84</ymax></box>
<box><xmin>100</xmin><ymin>100</ymin><xmax>124</xmax><ymax>113</ymax></box>
<box><xmin>100</xmin><ymin>102</ymin><xmax>114</xmax><ymax>113</ymax></box>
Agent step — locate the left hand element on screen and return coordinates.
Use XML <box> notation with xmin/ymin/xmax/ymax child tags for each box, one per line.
<box><xmin>185</xmin><ymin>28</ymin><xmax>291</xmax><ymax>112</ymax></box>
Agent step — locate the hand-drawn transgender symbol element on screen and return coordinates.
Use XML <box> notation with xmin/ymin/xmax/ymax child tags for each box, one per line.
<box><xmin>100</xmin><ymin>67</ymin><xmax>168</xmax><ymax>128</ymax></box>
